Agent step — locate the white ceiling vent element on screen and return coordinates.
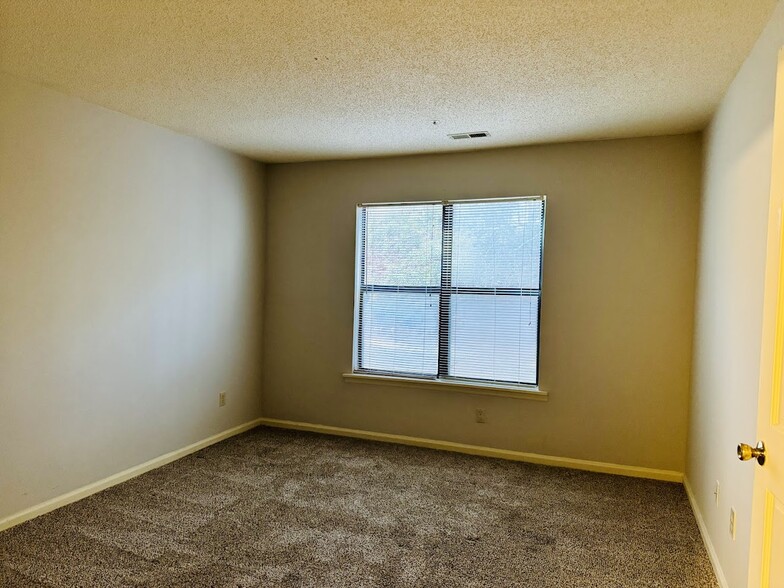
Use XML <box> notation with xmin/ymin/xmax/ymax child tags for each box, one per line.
<box><xmin>448</xmin><ymin>131</ymin><xmax>490</xmax><ymax>140</ymax></box>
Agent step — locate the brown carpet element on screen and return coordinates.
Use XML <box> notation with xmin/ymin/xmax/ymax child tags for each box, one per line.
<box><xmin>0</xmin><ymin>426</ymin><xmax>717</xmax><ymax>587</ymax></box>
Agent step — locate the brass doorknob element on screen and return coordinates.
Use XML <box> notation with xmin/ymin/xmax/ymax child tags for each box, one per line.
<box><xmin>737</xmin><ymin>441</ymin><xmax>766</xmax><ymax>466</ymax></box>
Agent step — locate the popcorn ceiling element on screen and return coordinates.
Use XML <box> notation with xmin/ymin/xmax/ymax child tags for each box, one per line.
<box><xmin>0</xmin><ymin>0</ymin><xmax>776</xmax><ymax>162</ymax></box>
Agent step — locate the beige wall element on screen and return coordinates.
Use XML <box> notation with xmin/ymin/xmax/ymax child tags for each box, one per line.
<box><xmin>263</xmin><ymin>134</ymin><xmax>701</xmax><ymax>473</ymax></box>
<box><xmin>687</xmin><ymin>5</ymin><xmax>784</xmax><ymax>588</ymax></box>
<box><xmin>0</xmin><ymin>72</ymin><xmax>265</xmax><ymax>521</ymax></box>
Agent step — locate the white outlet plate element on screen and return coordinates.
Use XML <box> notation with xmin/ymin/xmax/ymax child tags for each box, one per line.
<box><xmin>714</xmin><ymin>481</ymin><xmax>720</xmax><ymax>507</ymax></box>
<box><xmin>219</xmin><ymin>391</ymin><xmax>226</xmax><ymax>407</ymax></box>
<box><xmin>475</xmin><ymin>408</ymin><xmax>486</xmax><ymax>424</ymax></box>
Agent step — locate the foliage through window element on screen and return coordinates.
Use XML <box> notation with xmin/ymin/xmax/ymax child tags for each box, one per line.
<box><xmin>353</xmin><ymin>197</ymin><xmax>545</xmax><ymax>387</ymax></box>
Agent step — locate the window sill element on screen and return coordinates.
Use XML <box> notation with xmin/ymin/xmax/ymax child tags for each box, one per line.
<box><xmin>342</xmin><ymin>372</ymin><xmax>548</xmax><ymax>401</ymax></box>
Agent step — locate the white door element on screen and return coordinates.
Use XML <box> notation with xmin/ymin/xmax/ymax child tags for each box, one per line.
<box><xmin>747</xmin><ymin>48</ymin><xmax>784</xmax><ymax>588</ymax></box>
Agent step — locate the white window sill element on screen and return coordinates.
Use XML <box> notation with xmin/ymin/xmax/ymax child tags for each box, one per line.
<box><xmin>342</xmin><ymin>372</ymin><xmax>548</xmax><ymax>401</ymax></box>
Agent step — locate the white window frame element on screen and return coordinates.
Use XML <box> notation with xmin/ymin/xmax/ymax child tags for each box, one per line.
<box><xmin>350</xmin><ymin>195</ymin><xmax>547</xmax><ymax>396</ymax></box>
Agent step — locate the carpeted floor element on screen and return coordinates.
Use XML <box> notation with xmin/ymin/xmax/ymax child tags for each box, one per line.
<box><xmin>0</xmin><ymin>426</ymin><xmax>717</xmax><ymax>587</ymax></box>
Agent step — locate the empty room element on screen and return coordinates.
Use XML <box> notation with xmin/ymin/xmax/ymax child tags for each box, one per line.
<box><xmin>3</xmin><ymin>1</ymin><xmax>784</xmax><ymax>587</ymax></box>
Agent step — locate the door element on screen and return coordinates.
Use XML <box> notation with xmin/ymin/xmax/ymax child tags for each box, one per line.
<box><xmin>747</xmin><ymin>48</ymin><xmax>784</xmax><ymax>588</ymax></box>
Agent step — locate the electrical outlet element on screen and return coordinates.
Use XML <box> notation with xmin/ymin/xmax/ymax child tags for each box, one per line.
<box><xmin>219</xmin><ymin>391</ymin><xmax>226</xmax><ymax>407</ymax></box>
<box><xmin>729</xmin><ymin>507</ymin><xmax>736</xmax><ymax>540</ymax></box>
<box><xmin>475</xmin><ymin>408</ymin><xmax>486</xmax><ymax>424</ymax></box>
<box><xmin>714</xmin><ymin>481</ymin><xmax>720</xmax><ymax>507</ymax></box>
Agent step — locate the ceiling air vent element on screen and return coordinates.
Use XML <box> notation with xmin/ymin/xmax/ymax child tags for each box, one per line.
<box><xmin>448</xmin><ymin>131</ymin><xmax>490</xmax><ymax>140</ymax></box>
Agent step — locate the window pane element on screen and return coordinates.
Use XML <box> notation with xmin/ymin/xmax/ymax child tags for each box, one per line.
<box><xmin>360</xmin><ymin>291</ymin><xmax>439</xmax><ymax>375</ymax></box>
<box><xmin>451</xmin><ymin>200</ymin><xmax>543</xmax><ymax>289</ymax></box>
<box><xmin>448</xmin><ymin>294</ymin><xmax>539</xmax><ymax>384</ymax></box>
<box><xmin>364</xmin><ymin>205</ymin><xmax>442</xmax><ymax>286</ymax></box>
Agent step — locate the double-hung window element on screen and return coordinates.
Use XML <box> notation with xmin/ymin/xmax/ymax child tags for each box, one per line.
<box><xmin>352</xmin><ymin>196</ymin><xmax>545</xmax><ymax>387</ymax></box>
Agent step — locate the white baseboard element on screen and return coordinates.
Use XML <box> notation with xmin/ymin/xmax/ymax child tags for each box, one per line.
<box><xmin>0</xmin><ymin>417</ymin><xmax>263</xmax><ymax>533</ymax></box>
<box><xmin>1</xmin><ymin>416</ymin><xmax>685</xmax><ymax>536</ymax></box>
<box><xmin>259</xmin><ymin>418</ymin><xmax>684</xmax><ymax>483</ymax></box>
<box><xmin>684</xmin><ymin>477</ymin><xmax>729</xmax><ymax>588</ymax></box>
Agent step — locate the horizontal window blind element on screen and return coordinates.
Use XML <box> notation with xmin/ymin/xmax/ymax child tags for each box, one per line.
<box><xmin>447</xmin><ymin>199</ymin><xmax>543</xmax><ymax>384</ymax></box>
<box><xmin>357</xmin><ymin>204</ymin><xmax>442</xmax><ymax>376</ymax></box>
<box><xmin>354</xmin><ymin>197</ymin><xmax>545</xmax><ymax>386</ymax></box>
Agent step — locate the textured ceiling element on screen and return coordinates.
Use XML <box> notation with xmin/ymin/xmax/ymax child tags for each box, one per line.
<box><xmin>0</xmin><ymin>1</ymin><xmax>778</xmax><ymax>162</ymax></box>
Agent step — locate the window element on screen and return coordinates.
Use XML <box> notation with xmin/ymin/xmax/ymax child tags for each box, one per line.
<box><xmin>353</xmin><ymin>196</ymin><xmax>545</xmax><ymax>387</ymax></box>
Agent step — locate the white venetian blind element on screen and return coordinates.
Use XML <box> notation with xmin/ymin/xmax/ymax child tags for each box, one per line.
<box><xmin>447</xmin><ymin>199</ymin><xmax>544</xmax><ymax>385</ymax></box>
<box><xmin>354</xmin><ymin>197</ymin><xmax>545</xmax><ymax>386</ymax></box>
<box><xmin>357</xmin><ymin>204</ymin><xmax>442</xmax><ymax>376</ymax></box>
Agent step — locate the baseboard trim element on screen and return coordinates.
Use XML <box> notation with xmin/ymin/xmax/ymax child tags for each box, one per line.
<box><xmin>683</xmin><ymin>477</ymin><xmax>729</xmax><ymax>588</ymax></box>
<box><xmin>0</xmin><ymin>417</ymin><xmax>263</xmax><ymax>533</ymax></box>
<box><xmin>259</xmin><ymin>418</ymin><xmax>684</xmax><ymax>483</ymax></box>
